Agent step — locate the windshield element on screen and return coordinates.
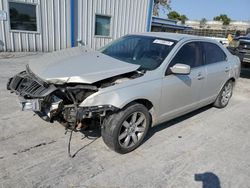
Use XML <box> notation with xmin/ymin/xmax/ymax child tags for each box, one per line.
<box><xmin>99</xmin><ymin>35</ymin><xmax>176</xmax><ymax>70</ymax></box>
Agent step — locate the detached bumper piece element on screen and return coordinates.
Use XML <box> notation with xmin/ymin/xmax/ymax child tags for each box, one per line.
<box><xmin>7</xmin><ymin>71</ymin><xmax>56</xmax><ymax>98</ymax></box>
<box><xmin>79</xmin><ymin>105</ymin><xmax>118</xmax><ymax>117</ymax></box>
<box><xmin>63</xmin><ymin>105</ymin><xmax>118</xmax><ymax>123</ymax></box>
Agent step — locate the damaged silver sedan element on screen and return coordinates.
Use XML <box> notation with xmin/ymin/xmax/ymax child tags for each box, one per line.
<box><xmin>7</xmin><ymin>33</ymin><xmax>241</xmax><ymax>153</ymax></box>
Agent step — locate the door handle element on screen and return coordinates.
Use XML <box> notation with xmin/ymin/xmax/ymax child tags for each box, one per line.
<box><xmin>225</xmin><ymin>67</ymin><xmax>230</xmax><ymax>72</ymax></box>
<box><xmin>197</xmin><ymin>73</ymin><xmax>205</xmax><ymax>80</ymax></box>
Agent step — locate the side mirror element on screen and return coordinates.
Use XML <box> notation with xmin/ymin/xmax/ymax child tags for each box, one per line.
<box><xmin>170</xmin><ymin>63</ymin><xmax>191</xmax><ymax>75</ymax></box>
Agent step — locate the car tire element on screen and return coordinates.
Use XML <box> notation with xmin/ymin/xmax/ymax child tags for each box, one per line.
<box><xmin>213</xmin><ymin>80</ymin><xmax>233</xmax><ymax>108</ymax></box>
<box><xmin>101</xmin><ymin>103</ymin><xmax>150</xmax><ymax>154</ymax></box>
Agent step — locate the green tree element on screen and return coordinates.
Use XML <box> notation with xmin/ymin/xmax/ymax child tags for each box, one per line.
<box><xmin>200</xmin><ymin>18</ymin><xmax>207</xmax><ymax>28</ymax></box>
<box><xmin>213</xmin><ymin>14</ymin><xmax>231</xmax><ymax>25</ymax></box>
<box><xmin>153</xmin><ymin>0</ymin><xmax>171</xmax><ymax>16</ymax></box>
<box><xmin>180</xmin><ymin>15</ymin><xmax>188</xmax><ymax>24</ymax></box>
<box><xmin>167</xmin><ymin>11</ymin><xmax>180</xmax><ymax>20</ymax></box>
<box><xmin>167</xmin><ymin>11</ymin><xmax>188</xmax><ymax>24</ymax></box>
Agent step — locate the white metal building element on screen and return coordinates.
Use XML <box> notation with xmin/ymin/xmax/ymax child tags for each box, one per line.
<box><xmin>0</xmin><ymin>0</ymin><xmax>153</xmax><ymax>52</ymax></box>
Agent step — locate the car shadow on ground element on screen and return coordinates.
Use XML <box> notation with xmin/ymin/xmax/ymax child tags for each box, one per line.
<box><xmin>144</xmin><ymin>105</ymin><xmax>212</xmax><ymax>143</ymax></box>
<box><xmin>241</xmin><ymin>67</ymin><xmax>250</xmax><ymax>79</ymax></box>
<box><xmin>194</xmin><ymin>172</ymin><xmax>221</xmax><ymax>188</ymax></box>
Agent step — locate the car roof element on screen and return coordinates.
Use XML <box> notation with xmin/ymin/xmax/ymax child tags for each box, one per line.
<box><xmin>131</xmin><ymin>32</ymin><xmax>210</xmax><ymax>42</ymax></box>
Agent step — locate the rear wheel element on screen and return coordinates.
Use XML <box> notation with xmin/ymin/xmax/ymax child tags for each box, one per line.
<box><xmin>213</xmin><ymin>80</ymin><xmax>233</xmax><ymax>108</ymax></box>
<box><xmin>101</xmin><ymin>103</ymin><xmax>150</xmax><ymax>154</ymax></box>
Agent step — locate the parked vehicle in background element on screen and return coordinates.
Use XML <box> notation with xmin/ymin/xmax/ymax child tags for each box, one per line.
<box><xmin>228</xmin><ymin>28</ymin><xmax>250</xmax><ymax>66</ymax></box>
<box><xmin>246</xmin><ymin>28</ymin><xmax>250</xmax><ymax>37</ymax></box>
<box><xmin>7</xmin><ymin>33</ymin><xmax>241</xmax><ymax>154</ymax></box>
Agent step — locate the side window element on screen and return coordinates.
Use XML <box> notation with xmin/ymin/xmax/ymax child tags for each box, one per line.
<box><xmin>202</xmin><ymin>42</ymin><xmax>227</xmax><ymax>64</ymax></box>
<box><xmin>166</xmin><ymin>42</ymin><xmax>202</xmax><ymax>75</ymax></box>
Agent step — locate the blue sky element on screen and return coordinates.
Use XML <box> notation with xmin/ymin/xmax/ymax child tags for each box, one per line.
<box><xmin>158</xmin><ymin>0</ymin><xmax>250</xmax><ymax>21</ymax></box>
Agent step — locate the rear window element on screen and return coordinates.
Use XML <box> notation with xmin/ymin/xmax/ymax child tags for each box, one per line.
<box><xmin>202</xmin><ymin>42</ymin><xmax>227</xmax><ymax>64</ymax></box>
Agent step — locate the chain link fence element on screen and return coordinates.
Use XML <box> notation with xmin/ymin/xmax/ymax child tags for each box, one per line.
<box><xmin>178</xmin><ymin>28</ymin><xmax>246</xmax><ymax>38</ymax></box>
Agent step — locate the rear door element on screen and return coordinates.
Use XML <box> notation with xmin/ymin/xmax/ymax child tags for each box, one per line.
<box><xmin>201</xmin><ymin>42</ymin><xmax>230</xmax><ymax>100</ymax></box>
<box><xmin>159</xmin><ymin>41</ymin><xmax>206</xmax><ymax>122</ymax></box>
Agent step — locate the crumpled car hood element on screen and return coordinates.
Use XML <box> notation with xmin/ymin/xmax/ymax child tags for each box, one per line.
<box><xmin>28</xmin><ymin>46</ymin><xmax>140</xmax><ymax>84</ymax></box>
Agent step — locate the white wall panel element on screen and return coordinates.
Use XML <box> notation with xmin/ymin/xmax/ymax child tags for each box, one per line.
<box><xmin>77</xmin><ymin>0</ymin><xmax>148</xmax><ymax>50</ymax></box>
<box><xmin>0</xmin><ymin>0</ymin><xmax>149</xmax><ymax>52</ymax></box>
<box><xmin>0</xmin><ymin>0</ymin><xmax>71</xmax><ymax>52</ymax></box>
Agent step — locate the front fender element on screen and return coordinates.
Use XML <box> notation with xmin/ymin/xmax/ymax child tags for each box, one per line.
<box><xmin>79</xmin><ymin>79</ymin><xmax>162</xmax><ymax>117</ymax></box>
<box><xmin>79</xmin><ymin>90</ymin><xmax>129</xmax><ymax>109</ymax></box>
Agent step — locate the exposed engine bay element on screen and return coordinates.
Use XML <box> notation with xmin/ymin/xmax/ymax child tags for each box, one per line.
<box><xmin>7</xmin><ymin>65</ymin><xmax>144</xmax><ymax>131</ymax></box>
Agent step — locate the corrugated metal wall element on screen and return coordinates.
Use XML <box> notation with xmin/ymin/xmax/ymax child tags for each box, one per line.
<box><xmin>0</xmin><ymin>0</ymin><xmax>71</xmax><ymax>52</ymax></box>
<box><xmin>0</xmin><ymin>0</ymin><xmax>148</xmax><ymax>52</ymax></box>
<box><xmin>77</xmin><ymin>0</ymin><xmax>148</xmax><ymax>50</ymax></box>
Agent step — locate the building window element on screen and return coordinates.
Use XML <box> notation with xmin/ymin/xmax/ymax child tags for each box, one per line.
<box><xmin>9</xmin><ymin>2</ymin><xmax>37</xmax><ymax>32</ymax></box>
<box><xmin>95</xmin><ymin>15</ymin><xmax>111</xmax><ymax>37</ymax></box>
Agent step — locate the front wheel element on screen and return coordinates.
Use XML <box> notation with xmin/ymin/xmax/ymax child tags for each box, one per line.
<box><xmin>213</xmin><ymin>80</ymin><xmax>233</xmax><ymax>108</ymax></box>
<box><xmin>101</xmin><ymin>103</ymin><xmax>150</xmax><ymax>154</ymax></box>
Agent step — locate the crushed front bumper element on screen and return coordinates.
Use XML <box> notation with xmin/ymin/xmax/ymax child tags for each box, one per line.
<box><xmin>7</xmin><ymin>70</ymin><xmax>119</xmax><ymax>125</ymax></box>
<box><xmin>7</xmin><ymin>71</ymin><xmax>56</xmax><ymax>98</ymax></box>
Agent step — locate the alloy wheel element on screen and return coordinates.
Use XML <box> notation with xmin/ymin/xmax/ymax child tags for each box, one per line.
<box><xmin>118</xmin><ymin>112</ymin><xmax>147</xmax><ymax>148</ymax></box>
<box><xmin>221</xmin><ymin>82</ymin><xmax>233</xmax><ymax>106</ymax></box>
